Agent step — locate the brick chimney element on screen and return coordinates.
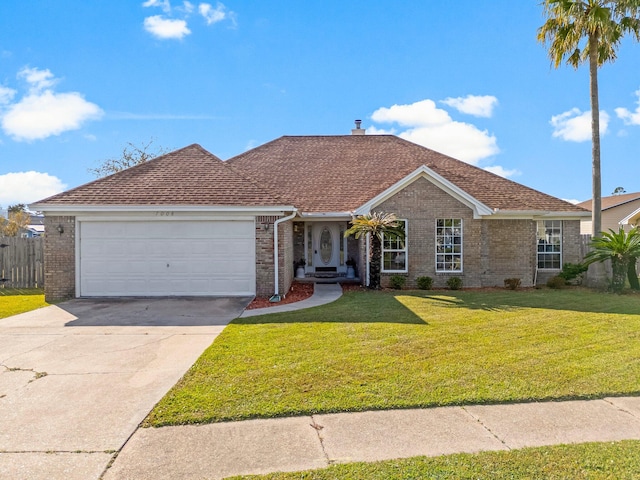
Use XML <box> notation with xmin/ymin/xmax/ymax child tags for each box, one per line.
<box><xmin>351</xmin><ymin>119</ymin><xmax>365</xmax><ymax>135</ymax></box>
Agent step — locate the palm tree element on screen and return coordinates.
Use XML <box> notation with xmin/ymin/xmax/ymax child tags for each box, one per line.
<box><xmin>538</xmin><ymin>1</ymin><xmax>640</xmax><ymax>236</ymax></box>
<box><xmin>583</xmin><ymin>227</ymin><xmax>640</xmax><ymax>292</ymax></box>
<box><xmin>538</xmin><ymin>1</ymin><xmax>640</xmax><ymax>285</ymax></box>
<box><xmin>344</xmin><ymin>212</ymin><xmax>405</xmax><ymax>289</ymax></box>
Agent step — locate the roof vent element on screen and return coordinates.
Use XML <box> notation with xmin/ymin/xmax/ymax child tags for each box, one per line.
<box><xmin>351</xmin><ymin>119</ymin><xmax>365</xmax><ymax>135</ymax></box>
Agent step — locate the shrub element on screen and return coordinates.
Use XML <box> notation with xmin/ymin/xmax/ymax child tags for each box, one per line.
<box><xmin>558</xmin><ymin>262</ymin><xmax>588</xmax><ymax>285</ymax></box>
<box><xmin>389</xmin><ymin>275</ymin><xmax>406</xmax><ymax>290</ymax></box>
<box><xmin>446</xmin><ymin>277</ymin><xmax>462</xmax><ymax>290</ymax></box>
<box><xmin>504</xmin><ymin>278</ymin><xmax>521</xmax><ymax>290</ymax></box>
<box><xmin>547</xmin><ymin>275</ymin><xmax>566</xmax><ymax>289</ymax></box>
<box><xmin>416</xmin><ymin>276</ymin><xmax>433</xmax><ymax>290</ymax></box>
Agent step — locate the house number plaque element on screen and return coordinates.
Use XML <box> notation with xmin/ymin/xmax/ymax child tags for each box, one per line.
<box><xmin>155</xmin><ymin>211</ymin><xmax>174</xmax><ymax>216</ymax></box>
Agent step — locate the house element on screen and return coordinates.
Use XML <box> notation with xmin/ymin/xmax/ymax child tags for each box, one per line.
<box><xmin>577</xmin><ymin>192</ymin><xmax>640</xmax><ymax>234</ymax></box>
<box><xmin>31</xmin><ymin>126</ymin><xmax>589</xmax><ymax>301</ymax></box>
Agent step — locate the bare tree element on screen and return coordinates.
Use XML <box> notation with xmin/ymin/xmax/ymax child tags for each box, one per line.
<box><xmin>88</xmin><ymin>139</ymin><xmax>169</xmax><ymax>178</ymax></box>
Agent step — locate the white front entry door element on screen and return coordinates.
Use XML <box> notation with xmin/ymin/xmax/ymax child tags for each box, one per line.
<box><xmin>310</xmin><ymin>222</ymin><xmax>346</xmax><ymax>271</ymax></box>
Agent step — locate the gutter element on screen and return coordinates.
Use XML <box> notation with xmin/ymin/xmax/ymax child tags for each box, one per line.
<box><xmin>270</xmin><ymin>209</ymin><xmax>299</xmax><ymax>302</ymax></box>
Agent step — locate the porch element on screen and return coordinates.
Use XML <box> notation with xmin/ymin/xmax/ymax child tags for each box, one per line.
<box><xmin>291</xmin><ymin>220</ymin><xmax>364</xmax><ymax>285</ymax></box>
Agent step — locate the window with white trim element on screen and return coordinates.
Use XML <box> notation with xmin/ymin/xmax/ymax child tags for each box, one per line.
<box><xmin>537</xmin><ymin>220</ymin><xmax>562</xmax><ymax>269</ymax></box>
<box><xmin>436</xmin><ymin>218</ymin><xmax>463</xmax><ymax>272</ymax></box>
<box><xmin>382</xmin><ymin>219</ymin><xmax>407</xmax><ymax>272</ymax></box>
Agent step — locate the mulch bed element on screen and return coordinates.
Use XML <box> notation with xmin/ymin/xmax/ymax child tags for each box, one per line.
<box><xmin>245</xmin><ymin>282</ymin><xmax>315</xmax><ymax>310</ymax></box>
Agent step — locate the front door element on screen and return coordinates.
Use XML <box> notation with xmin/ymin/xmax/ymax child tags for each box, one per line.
<box><xmin>306</xmin><ymin>222</ymin><xmax>346</xmax><ymax>272</ymax></box>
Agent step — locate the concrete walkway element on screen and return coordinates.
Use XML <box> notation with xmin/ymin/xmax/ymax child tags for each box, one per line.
<box><xmin>239</xmin><ymin>283</ymin><xmax>343</xmax><ymax>317</ymax></box>
<box><xmin>105</xmin><ymin>396</ymin><xmax>640</xmax><ymax>479</ymax></box>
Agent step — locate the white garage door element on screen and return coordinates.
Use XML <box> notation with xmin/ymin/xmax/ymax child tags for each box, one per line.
<box><xmin>79</xmin><ymin>220</ymin><xmax>255</xmax><ymax>296</ymax></box>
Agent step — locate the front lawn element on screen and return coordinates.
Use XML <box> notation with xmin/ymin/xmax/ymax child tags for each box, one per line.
<box><xmin>0</xmin><ymin>288</ymin><xmax>48</xmax><ymax>319</ymax></box>
<box><xmin>227</xmin><ymin>440</ymin><xmax>640</xmax><ymax>480</ymax></box>
<box><xmin>146</xmin><ymin>288</ymin><xmax>640</xmax><ymax>426</ymax></box>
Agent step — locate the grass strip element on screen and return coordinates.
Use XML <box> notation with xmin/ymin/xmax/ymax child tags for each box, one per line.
<box><xmin>226</xmin><ymin>440</ymin><xmax>640</xmax><ymax>480</ymax></box>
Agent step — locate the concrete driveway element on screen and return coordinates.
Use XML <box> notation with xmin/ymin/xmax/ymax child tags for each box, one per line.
<box><xmin>0</xmin><ymin>296</ymin><xmax>250</xmax><ymax>480</ymax></box>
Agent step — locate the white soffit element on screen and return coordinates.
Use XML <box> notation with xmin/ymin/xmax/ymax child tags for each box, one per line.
<box><xmin>620</xmin><ymin>207</ymin><xmax>640</xmax><ymax>225</ymax></box>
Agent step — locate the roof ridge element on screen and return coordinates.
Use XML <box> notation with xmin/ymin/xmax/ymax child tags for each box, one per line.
<box><xmin>33</xmin><ymin>144</ymin><xmax>224</xmax><ymax>205</ymax></box>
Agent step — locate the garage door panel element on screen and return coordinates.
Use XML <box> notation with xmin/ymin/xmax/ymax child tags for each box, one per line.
<box><xmin>80</xmin><ymin>220</ymin><xmax>256</xmax><ymax>296</ymax></box>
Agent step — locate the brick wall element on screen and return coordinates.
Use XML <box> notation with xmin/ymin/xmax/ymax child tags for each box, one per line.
<box><xmin>483</xmin><ymin>219</ymin><xmax>536</xmax><ymax>287</ymax></box>
<box><xmin>373</xmin><ymin>177</ymin><xmax>578</xmax><ymax>289</ymax></box>
<box><xmin>43</xmin><ymin>215</ymin><xmax>75</xmax><ymax>301</ymax></box>
<box><xmin>376</xmin><ymin>177</ymin><xmax>479</xmax><ymax>288</ymax></box>
<box><xmin>255</xmin><ymin>215</ymin><xmax>294</xmax><ymax>298</ymax></box>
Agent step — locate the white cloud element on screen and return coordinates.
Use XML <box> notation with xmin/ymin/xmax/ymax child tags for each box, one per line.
<box><xmin>2</xmin><ymin>91</ymin><xmax>103</xmax><ymax>141</ymax></box>
<box><xmin>199</xmin><ymin>2</ymin><xmax>227</xmax><ymax>24</ymax></box>
<box><xmin>182</xmin><ymin>1</ymin><xmax>194</xmax><ymax>13</ymax></box>
<box><xmin>484</xmin><ymin>165</ymin><xmax>520</xmax><ymax>178</ymax></box>
<box><xmin>142</xmin><ymin>0</ymin><xmax>171</xmax><ymax>12</ymax></box>
<box><xmin>615</xmin><ymin>88</ymin><xmax>640</xmax><ymax>126</ymax></box>
<box><xmin>0</xmin><ymin>86</ymin><xmax>16</xmax><ymax>105</ymax></box>
<box><xmin>18</xmin><ymin>67</ymin><xmax>57</xmax><ymax>93</ymax></box>
<box><xmin>562</xmin><ymin>198</ymin><xmax>582</xmax><ymax>205</ymax></box>
<box><xmin>0</xmin><ymin>171</ymin><xmax>67</xmax><ymax>206</ymax></box>
<box><xmin>550</xmin><ymin>108</ymin><xmax>609</xmax><ymax>142</ymax></box>
<box><xmin>0</xmin><ymin>68</ymin><xmax>103</xmax><ymax>141</ymax></box>
<box><xmin>371</xmin><ymin>99</ymin><xmax>499</xmax><ymax>164</ymax></box>
<box><xmin>441</xmin><ymin>95</ymin><xmax>498</xmax><ymax>118</ymax></box>
<box><xmin>144</xmin><ymin>15</ymin><xmax>191</xmax><ymax>39</ymax></box>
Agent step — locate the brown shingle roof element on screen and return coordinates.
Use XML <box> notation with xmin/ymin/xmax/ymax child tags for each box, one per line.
<box><xmin>577</xmin><ymin>192</ymin><xmax>640</xmax><ymax>211</ymax></box>
<box><xmin>228</xmin><ymin>135</ymin><xmax>586</xmax><ymax>213</ymax></box>
<box><xmin>35</xmin><ymin>144</ymin><xmax>286</xmax><ymax>207</ymax></box>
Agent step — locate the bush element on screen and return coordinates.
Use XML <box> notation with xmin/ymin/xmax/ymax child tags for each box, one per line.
<box><xmin>504</xmin><ymin>278</ymin><xmax>521</xmax><ymax>290</ymax></box>
<box><xmin>547</xmin><ymin>275</ymin><xmax>566</xmax><ymax>289</ymax></box>
<box><xmin>416</xmin><ymin>276</ymin><xmax>433</xmax><ymax>290</ymax></box>
<box><xmin>558</xmin><ymin>262</ymin><xmax>588</xmax><ymax>285</ymax></box>
<box><xmin>389</xmin><ymin>275</ymin><xmax>406</xmax><ymax>290</ymax></box>
<box><xmin>446</xmin><ymin>277</ymin><xmax>462</xmax><ymax>290</ymax></box>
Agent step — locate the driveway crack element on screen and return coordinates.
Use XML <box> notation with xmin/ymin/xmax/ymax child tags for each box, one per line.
<box><xmin>0</xmin><ymin>364</ymin><xmax>48</xmax><ymax>383</ymax></box>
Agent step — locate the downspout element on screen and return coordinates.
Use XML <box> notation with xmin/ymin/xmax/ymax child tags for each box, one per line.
<box><xmin>270</xmin><ymin>209</ymin><xmax>298</xmax><ymax>302</ymax></box>
<box><xmin>365</xmin><ymin>233</ymin><xmax>371</xmax><ymax>287</ymax></box>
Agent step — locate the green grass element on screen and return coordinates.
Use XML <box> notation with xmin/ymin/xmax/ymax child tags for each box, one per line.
<box><xmin>146</xmin><ymin>288</ymin><xmax>640</xmax><ymax>427</ymax></box>
<box><xmin>225</xmin><ymin>440</ymin><xmax>640</xmax><ymax>480</ymax></box>
<box><xmin>0</xmin><ymin>288</ymin><xmax>48</xmax><ymax>319</ymax></box>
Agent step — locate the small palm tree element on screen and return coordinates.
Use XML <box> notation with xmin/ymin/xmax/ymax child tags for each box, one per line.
<box><xmin>344</xmin><ymin>212</ymin><xmax>405</xmax><ymax>289</ymax></box>
<box><xmin>584</xmin><ymin>227</ymin><xmax>640</xmax><ymax>292</ymax></box>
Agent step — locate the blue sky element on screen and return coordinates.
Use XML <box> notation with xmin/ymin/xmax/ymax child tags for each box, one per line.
<box><xmin>1</xmin><ymin>1</ymin><xmax>640</xmax><ymax>208</ymax></box>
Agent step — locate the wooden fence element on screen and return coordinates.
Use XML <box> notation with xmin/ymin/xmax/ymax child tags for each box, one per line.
<box><xmin>0</xmin><ymin>237</ymin><xmax>44</xmax><ymax>288</ymax></box>
<box><xmin>579</xmin><ymin>234</ymin><xmax>592</xmax><ymax>261</ymax></box>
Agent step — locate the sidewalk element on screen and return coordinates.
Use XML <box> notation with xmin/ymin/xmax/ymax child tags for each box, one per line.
<box><xmin>104</xmin><ymin>396</ymin><xmax>640</xmax><ymax>479</ymax></box>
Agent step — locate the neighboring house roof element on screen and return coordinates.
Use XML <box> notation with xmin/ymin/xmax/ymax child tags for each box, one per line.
<box><xmin>33</xmin><ymin>135</ymin><xmax>587</xmax><ymax>216</ymax></box>
<box><xmin>33</xmin><ymin>144</ymin><xmax>287</xmax><ymax>208</ymax></box>
<box><xmin>228</xmin><ymin>135</ymin><xmax>586</xmax><ymax>214</ymax></box>
<box><xmin>577</xmin><ymin>192</ymin><xmax>640</xmax><ymax>211</ymax></box>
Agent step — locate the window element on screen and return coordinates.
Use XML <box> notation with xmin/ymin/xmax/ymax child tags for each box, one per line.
<box><xmin>436</xmin><ymin>219</ymin><xmax>462</xmax><ymax>272</ymax></box>
<box><xmin>382</xmin><ymin>219</ymin><xmax>407</xmax><ymax>272</ymax></box>
<box><xmin>537</xmin><ymin>220</ymin><xmax>562</xmax><ymax>269</ymax></box>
